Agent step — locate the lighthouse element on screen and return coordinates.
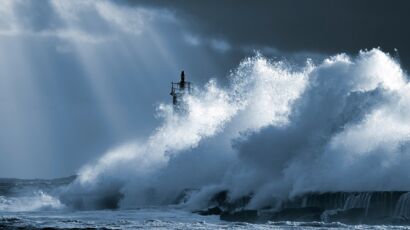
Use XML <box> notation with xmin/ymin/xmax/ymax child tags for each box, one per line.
<box><xmin>170</xmin><ymin>71</ymin><xmax>191</xmax><ymax>111</ymax></box>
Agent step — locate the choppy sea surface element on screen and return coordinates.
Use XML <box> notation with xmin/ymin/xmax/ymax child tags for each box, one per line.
<box><xmin>1</xmin><ymin>177</ymin><xmax>410</xmax><ymax>229</ymax></box>
<box><xmin>0</xmin><ymin>208</ymin><xmax>409</xmax><ymax>230</ymax></box>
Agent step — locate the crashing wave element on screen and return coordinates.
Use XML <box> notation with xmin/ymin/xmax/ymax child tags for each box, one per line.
<box><xmin>0</xmin><ymin>190</ymin><xmax>63</xmax><ymax>212</ymax></box>
<box><xmin>59</xmin><ymin>48</ymin><xmax>410</xmax><ymax>216</ymax></box>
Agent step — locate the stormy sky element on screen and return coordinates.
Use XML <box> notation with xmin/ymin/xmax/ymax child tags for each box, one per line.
<box><xmin>134</xmin><ymin>0</ymin><xmax>410</xmax><ymax>67</ymax></box>
<box><xmin>0</xmin><ymin>0</ymin><xmax>409</xmax><ymax>179</ymax></box>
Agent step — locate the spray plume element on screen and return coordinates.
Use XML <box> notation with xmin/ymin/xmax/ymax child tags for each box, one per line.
<box><xmin>62</xmin><ymin>49</ymin><xmax>410</xmax><ymax>211</ymax></box>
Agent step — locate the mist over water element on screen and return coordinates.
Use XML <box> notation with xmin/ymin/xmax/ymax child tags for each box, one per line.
<box><xmin>60</xmin><ymin>48</ymin><xmax>410</xmax><ymax>211</ymax></box>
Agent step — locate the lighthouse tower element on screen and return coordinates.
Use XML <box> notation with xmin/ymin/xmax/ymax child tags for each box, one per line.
<box><xmin>170</xmin><ymin>71</ymin><xmax>191</xmax><ymax>111</ymax></box>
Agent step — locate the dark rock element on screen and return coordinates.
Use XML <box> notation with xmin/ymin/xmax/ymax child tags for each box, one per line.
<box><xmin>196</xmin><ymin>206</ymin><xmax>223</xmax><ymax>216</ymax></box>
<box><xmin>220</xmin><ymin>210</ymin><xmax>258</xmax><ymax>223</ymax></box>
<box><xmin>322</xmin><ymin>208</ymin><xmax>366</xmax><ymax>224</ymax></box>
<box><xmin>195</xmin><ymin>190</ymin><xmax>410</xmax><ymax>225</ymax></box>
<box><xmin>269</xmin><ymin>207</ymin><xmax>323</xmax><ymax>222</ymax></box>
<box><xmin>392</xmin><ymin>216</ymin><xmax>410</xmax><ymax>225</ymax></box>
<box><xmin>210</xmin><ymin>190</ymin><xmax>228</xmax><ymax>207</ymax></box>
<box><xmin>208</xmin><ymin>190</ymin><xmax>252</xmax><ymax>212</ymax></box>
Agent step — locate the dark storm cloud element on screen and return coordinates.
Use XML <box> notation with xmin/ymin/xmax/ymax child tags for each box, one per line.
<box><xmin>129</xmin><ymin>0</ymin><xmax>410</xmax><ymax>68</ymax></box>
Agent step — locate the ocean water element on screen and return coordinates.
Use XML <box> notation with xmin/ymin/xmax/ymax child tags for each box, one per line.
<box><xmin>1</xmin><ymin>176</ymin><xmax>410</xmax><ymax>229</ymax></box>
<box><xmin>2</xmin><ymin>208</ymin><xmax>408</xmax><ymax>230</ymax></box>
<box><xmin>0</xmin><ymin>208</ymin><xmax>221</xmax><ymax>229</ymax></box>
<box><xmin>0</xmin><ymin>178</ymin><xmax>405</xmax><ymax>230</ymax></box>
